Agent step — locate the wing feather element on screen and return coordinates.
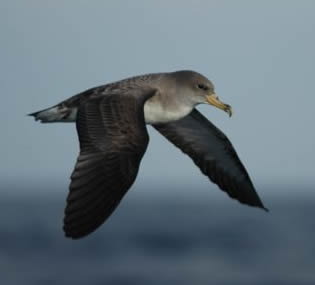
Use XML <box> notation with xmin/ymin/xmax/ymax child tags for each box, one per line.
<box><xmin>154</xmin><ymin>109</ymin><xmax>267</xmax><ymax>211</ymax></box>
<box><xmin>64</xmin><ymin>89</ymin><xmax>156</xmax><ymax>239</ymax></box>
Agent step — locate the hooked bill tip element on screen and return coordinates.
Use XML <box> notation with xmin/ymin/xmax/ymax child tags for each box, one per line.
<box><xmin>225</xmin><ymin>105</ymin><xmax>233</xmax><ymax>117</ymax></box>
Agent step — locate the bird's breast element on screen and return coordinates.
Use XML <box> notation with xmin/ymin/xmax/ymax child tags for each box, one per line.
<box><xmin>144</xmin><ymin>100</ymin><xmax>193</xmax><ymax>124</ymax></box>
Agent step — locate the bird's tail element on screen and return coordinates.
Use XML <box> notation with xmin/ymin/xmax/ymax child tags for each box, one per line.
<box><xmin>28</xmin><ymin>104</ymin><xmax>78</xmax><ymax>123</ymax></box>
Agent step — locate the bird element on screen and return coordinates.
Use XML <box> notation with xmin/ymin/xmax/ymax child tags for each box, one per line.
<box><xmin>29</xmin><ymin>70</ymin><xmax>267</xmax><ymax>239</ymax></box>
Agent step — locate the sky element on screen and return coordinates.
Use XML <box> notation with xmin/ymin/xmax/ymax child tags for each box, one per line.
<box><xmin>1</xmin><ymin>0</ymin><xmax>314</xmax><ymax>196</ymax></box>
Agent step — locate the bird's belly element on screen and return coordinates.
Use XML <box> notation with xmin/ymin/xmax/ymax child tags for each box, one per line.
<box><xmin>144</xmin><ymin>101</ymin><xmax>192</xmax><ymax>124</ymax></box>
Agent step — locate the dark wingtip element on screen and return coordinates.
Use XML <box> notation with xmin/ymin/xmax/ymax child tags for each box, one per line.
<box><xmin>64</xmin><ymin>232</ymin><xmax>82</xmax><ymax>240</ymax></box>
<box><xmin>234</xmin><ymin>190</ymin><xmax>269</xmax><ymax>213</ymax></box>
<box><xmin>243</xmin><ymin>201</ymin><xmax>269</xmax><ymax>213</ymax></box>
<box><xmin>253</xmin><ymin>197</ymin><xmax>269</xmax><ymax>213</ymax></box>
<box><xmin>261</xmin><ymin>205</ymin><xmax>269</xmax><ymax>213</ymax></box>
<box><xmin>63</xmin><ymin>226</ymin><xmax>78</xmax><ymax>240</ymax></box>
<box><xmin>253</xmin><ymin>199</ymin><xmax>269</xmax><ymax>212</ymax></box>
<box><xmin>63</xmin><ymin>225</ymin><xmax>93</xmax><ymax>240</ymax></box>
<box><xmin>256</xmin><ymin>196</ymin><xmax>269</xmax><ymax>212</ymax></box>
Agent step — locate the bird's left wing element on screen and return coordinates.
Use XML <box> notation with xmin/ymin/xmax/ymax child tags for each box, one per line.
<box><xmin>153</xmin><ymin>109</ymin><xmax>267</xmax><ymax>211</ymax></box>
<box><xmin>64</xmin><ymin>89</ymin><xmax>156</xmax><ymax>239</ymax></box>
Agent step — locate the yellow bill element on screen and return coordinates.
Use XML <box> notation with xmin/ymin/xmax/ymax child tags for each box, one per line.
<box><xmin>206</xmin><ymin>94</ymin><xmax>233</xmax><ymax>117</ymax></box>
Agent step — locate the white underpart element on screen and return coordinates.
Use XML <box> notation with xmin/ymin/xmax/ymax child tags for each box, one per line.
<box><xmin>144</xmin><ymin>100</ymin><xmax>194</xmax><ymax>124</ymax></box>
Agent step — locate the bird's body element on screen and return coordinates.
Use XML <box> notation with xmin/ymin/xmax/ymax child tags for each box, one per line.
<box><xmin>32</xmin><ymin>71</ymin><xmax>203</xmax><ymax>124</ymax></box>
<box><xmin>30</xmin><ymin>70</ymin><xmax>267</xmax><ymax>239</ymax></box>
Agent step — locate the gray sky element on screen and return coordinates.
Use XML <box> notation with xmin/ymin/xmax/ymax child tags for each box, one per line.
<box><xmin>1</xmin><ymin>0</ymin><xmax>314</xmax><ymax>195</ymax></box>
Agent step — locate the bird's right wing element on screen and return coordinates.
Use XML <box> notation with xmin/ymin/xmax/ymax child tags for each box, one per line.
<box><xmin>64</xmin><ymin>89</ymin><xmax>156</xmax><ymax>239</ymax></box>
<box><xmin>153</xmin><ymin>109</ymin><xmax>267</xmax><ymax>211</ymax></box>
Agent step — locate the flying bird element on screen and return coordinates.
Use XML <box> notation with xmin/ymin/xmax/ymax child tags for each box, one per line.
<box><xmin>29</xmin><ymin>70</ymin><xmax>267</xmax><ymax>239</ymax></box>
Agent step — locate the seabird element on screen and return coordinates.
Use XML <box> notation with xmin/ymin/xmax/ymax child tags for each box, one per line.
<box><xmin>29</xmin><ymin>70</ymin><xmax>267</xmax><ymax>239</ymax></box>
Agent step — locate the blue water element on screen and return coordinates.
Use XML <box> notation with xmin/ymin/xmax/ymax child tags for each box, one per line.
<box><xmin>1</xmin><ymin>189</ymin><xmax>314</xmax><ymax>285</ymax></box>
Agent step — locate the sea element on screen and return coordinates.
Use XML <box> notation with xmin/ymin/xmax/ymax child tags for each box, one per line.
<box><xmin>1</xmin><ymin>186</ymin><xmax>314</xmax><ymax>285</ymax></box>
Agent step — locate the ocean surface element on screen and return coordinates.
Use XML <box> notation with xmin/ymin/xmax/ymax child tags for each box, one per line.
<box><xmin>1</xmin><ymin>188</ymin><xmax>314</xmax><ymax>285</ymax></box>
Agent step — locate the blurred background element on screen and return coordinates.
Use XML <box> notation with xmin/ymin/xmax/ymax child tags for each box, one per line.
<box><xmin>1</xmin><ymin>1</ymin><xmax>314</xmax><ymax>284</ymax></box>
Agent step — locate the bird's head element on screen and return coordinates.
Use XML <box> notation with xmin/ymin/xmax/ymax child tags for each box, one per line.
<box><xmin>172</xmin><ymin>70</ymin><xmax>233</xmax><ymax>117</ymax></box>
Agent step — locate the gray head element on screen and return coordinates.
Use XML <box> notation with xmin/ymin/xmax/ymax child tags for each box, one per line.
<box><xmin>170</xmin><ymin>70</ymin><xmax>232</xmax><ymax>117</ymax></box>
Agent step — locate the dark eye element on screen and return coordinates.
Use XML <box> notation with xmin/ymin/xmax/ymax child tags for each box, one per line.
<box><xmin>198</xmin><ymin>84</ymin><xmax>208</xmax><ymax>91</ymax></box>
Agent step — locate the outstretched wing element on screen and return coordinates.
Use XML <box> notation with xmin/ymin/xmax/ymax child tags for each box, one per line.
<box><xmin>64</xmin><ymin>89</ymin><xmax>156</xmax><ymax>239</ymax></box>
<box><xmin>154</xmin><ymin>109</ymin><xmax>267</xmax><ymax>211</ymax></box>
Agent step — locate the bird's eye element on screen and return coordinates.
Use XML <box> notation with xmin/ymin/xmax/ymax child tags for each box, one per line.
<box><xmin>198</xmin><ymin>84</ymin><xmax>208</xmax><ymax>91</ymax></box>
